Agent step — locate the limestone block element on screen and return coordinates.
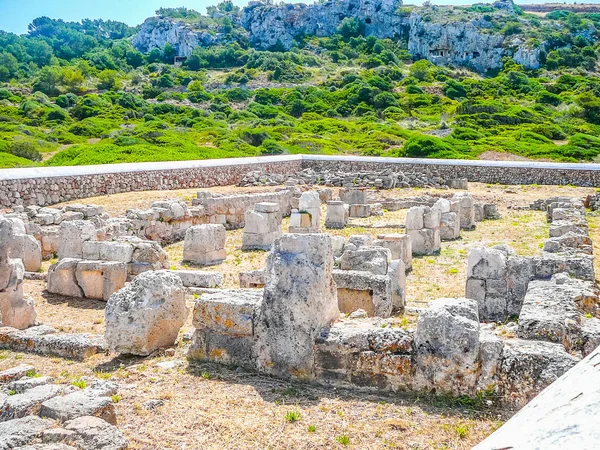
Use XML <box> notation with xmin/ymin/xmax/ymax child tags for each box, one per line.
<box><xmin>0</xmin><ymin>259</ymin><xmax>36</xmax><ymax>329</ymax></box>
<box><xmin>413</xmin><ymin>298</ymin><xmax>480</xmax><ymax>396</ymax></box>
<box><xmin>171</xmin><ymin>270</ymin><xmax>223</xmax><ymax>288</ymax></box>
<box><xmin>483</xmin><ymin>204</ymin><xmax>501</xmax><ymax>220</ymax></box>
<box><xmin>47</xmin><ymin>259</ymin><xmax>84</xmax><ymax>298</ymax></box>
<box><xmin>405</xmin><ymin>206</ymin><xmax>424</xmax><ymax>230</ymax></box>
<box><xmin>423</xmin><ymin>207</ymin><xmax>441</xmax><ymax>229</ymax></box>
<box><xmin>388</xmin><ymin>259</ymin><xmax>406</xmax><ymax>312</ymax></box>
<box><xmin>407</xmin><ymin>228</ymin><xmax>440</xmax><ymax>255</ymax></box>
<box><xmin>432</xmin><ymin>198</ymin><xmax>451</xmax><ymax>214</ymax></box>
<box><xmin>183</xmin><ymin>224</ymin><xmax>226</xmax><ymax>266</ymax></box>
<box><xmin>82</xmin><ymin>241</ymin><xmax>134</xmax><ymax>264</ymax></box>
<box><xmin>440</xmin><ymin>212</ymin><xmax>460</xmax><ymax>241</ymax></box>
<box><xmin>339</xmin><ymin>188</ymin><xmax>367</xmax><ymax>205</ymax></box>
<box><xmin>467</xmin><ymin>247</ymin><xmax>507</xmax><ymax>280</ymax></box>
<box><xmin>339</xmin><ymin>247</ymin><xmax>391</xmax><ymax>275</ymax></box>
<box><xmin>298</xmin><ymin>191</ymin><xmax>321</xmax><ymax>231</ymax></box>
<box><xmin>333</xmin><ymin>269</ymin><xmax>393</xmax><ymax>318</ymax></box>
<box><xmin>75</xmin><ymin>261</ymin><xmax>127</xmax><ymax>301</ymax></box>
<box><xmin>254</xmin><ymin>234</ymin><xmax>338</xmax><ymax>379</ymax></box>
<box><xmin>452</xmin><ymin>192</ymin><xmax>476</xmax><ymax>230</ymax></box>
<box><xmin>22</xmin><ymin>234</ymin><xmax>42</xmax><ymax>273</ymax></box>
<box><xmin>58</xmin><ymin>221</ymin><xmax>96</xmax><ymax>260</ymax></box>
<box><xmin>239</xmin><ymin>269</ymin><xmax>265</xmax><ymax>288</ymax></box>
<box><xmin>474</xmin><ymin>203</ymin><xmax>484</xmax><ymax>222</ymax></box>
<box><xmin>325</xmin><ymin>201</ymin><xmax>348</xmax><ymax>229</ymax></box>
<box><xmin>192</xmin><ymin>289</ymin><xmax>262</xmax><ymax>336</ymax></box>
<box><xmin>375</xmin><ymin>233</ymin><xmax>412</xmax><ymax>271</ymax></box>
<box><xmin>330</xmin><ymin>235</ymin><xmax>346</xmax><ymax>258</ymax></box>
<box><xmin>105</xmin><ymin>271</ymin><xmax>188</xmax><ymax>355</ymax></box>
<box><xmin>348</xmin><ymin>204</ymin><xmax>370</xmax><ymax>218</ymax></box>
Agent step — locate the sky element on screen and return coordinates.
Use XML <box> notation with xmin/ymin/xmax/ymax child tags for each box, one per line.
<box><xmin>0</xmin><ymin>0</ymin><xmax>598</xmax><ymax>35</ymax></box>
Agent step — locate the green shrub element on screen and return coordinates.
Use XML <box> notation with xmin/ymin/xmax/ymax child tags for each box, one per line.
<box><xmin>9</xmin><ymin>141</ymin><xmax>42</xmax><ymax>161</ymax></box>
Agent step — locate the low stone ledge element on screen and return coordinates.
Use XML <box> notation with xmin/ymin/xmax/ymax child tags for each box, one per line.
<box><xmin>0</xmin><ymin>326</ymin><xmax>107</xmax><ymax>360</ymax></box>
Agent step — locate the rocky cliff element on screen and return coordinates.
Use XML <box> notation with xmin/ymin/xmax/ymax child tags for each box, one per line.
<box><xmin>131</xmin><ymin>0</ymin><xmax>562</xmax><ymax>72</ymax></box>
<box><xmin>133</xmin><ymin>17</ymin><xmax>222</xmax><ymax>57</ymax></box>
<box><xmin>407</xmin><ymin>15</ymin><xmax>505</xmax><ymax>73</ymax></box>
<box><xmin>241</xmin><ymin>0</ymin><xmax>407</xmax><ymax>50</ymax></box>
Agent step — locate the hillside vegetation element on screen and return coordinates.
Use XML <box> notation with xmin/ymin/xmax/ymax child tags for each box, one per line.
<box><xmin>1</xmin><ymin>3</ymin><xmax>600</xmax><ymax>168</ymax></box>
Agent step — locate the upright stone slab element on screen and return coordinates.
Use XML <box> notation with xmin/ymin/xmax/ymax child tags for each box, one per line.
<box><xmin>374</xmin><ymin>234</ymin><xmax>412</xmax><ymax>271</ymax></box>
<box><xmin>325</xmin><ymin>201</ymin><xmax>349</xmax><ymax>229</ymax></box>
<box><xmin>452</xmin><ymin>192</ymin><xmax>476</xmax><ymax>230</ymax></box>
<box><xmin>0</xmin><ymin>218</ymin><xmax>36</xmax><ymax>329</ymax></box>
<box><xmin>339</xmin><ymin>188</ymin><xmax>367</xmax><ymax>205</ymax></box>
<box><xmin>297</xmin><ymin>190</ymin><xmax>321</xmax><ymax>232</ymax></box>
<box><xmin>405</xmin><ymin>206</ymin><xmax>440</xmax><ymax>255</ymax></box>
<box><xmin>242</xmin><ymin>202</ymin><xmax>282</xmax><ymax>251</ymax></box>
<box><xmin>58</xmin><ymin>220</ymin><xmax>97</xmax><ymax>259</ymax></box>
<box><xmin>183</xmin><ymin>224</ymin><xmax>226</xmax><ymax>266</ymax></box>
<box><xmin>433</xmin><ymin>198</ymin><xmax>460</xmax><ymax>240</ymax></box>
<box><xmin>254</xmin><ymin>234</ymin><xmax>339</xmax><ymax>379</ymax></box>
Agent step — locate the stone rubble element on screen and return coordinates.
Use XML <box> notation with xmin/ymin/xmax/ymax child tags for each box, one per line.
<box><xmin>0</xmin><ymin>365</ymin><xmax>128</xmax><ymax>450</ymax></box>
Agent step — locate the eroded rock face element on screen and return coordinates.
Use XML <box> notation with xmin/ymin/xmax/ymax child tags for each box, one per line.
<box><xmin>133</xmin><ymin>17</ymin><xmax>222</xmax><ymax>57</ymax></box>
<box><xmin>254</xmin><ymin>234</ymin><xmax>339</xmax><ymax>379</ymax></box>
<box><xmin>408</xmin><ymin>15</ymin><xmax>505</xmax><ymax>73</ymax></box>
<box><xmin>242</xmin><ymin>0</ymin><xmax>406</xmax><ymax>50</ymax></box>
<box><xmin>105</xmin><ymin>271</ymin><xmax>188</xmax><ymax>355</ymax></box>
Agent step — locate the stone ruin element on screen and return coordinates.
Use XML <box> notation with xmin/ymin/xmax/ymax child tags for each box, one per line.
<box><xmin>2</xmin><ymin>172</ymin><xmax>599</xmax><ymax>448</ymax></box>
<box><xmin>405</xmin><ymin>205</ymin><xmax>441</xmax><ymax>255</ymax></box>
<box><xmin>239</xmin><ymin>168</ymin><xmax>466</xmax><ymax>190</ymax></box>
<box><xmin>181</xmin><ymin>230</ymin><xmax>586</xmax><ymax>405</ymax></box>
<box><xmin>466</xmin><ymin>197</ymin><xmax>600</xmax><ymax>360</ymax></box>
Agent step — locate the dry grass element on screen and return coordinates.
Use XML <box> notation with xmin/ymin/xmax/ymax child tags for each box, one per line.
<box><xmin>10</xmin><ymin>181</ymin><xmax>598</xmax><ymax>449</ymax></box>
<box><xmin>0</xmin><ymin>347</ymin><xmax>504</xmax><ymax>450</ymax></box>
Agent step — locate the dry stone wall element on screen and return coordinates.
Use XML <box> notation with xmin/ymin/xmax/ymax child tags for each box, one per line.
<box><xmin>2</xmin><ymin>156</ymin><xmax>600</xmax><ymax>210</ymax></box>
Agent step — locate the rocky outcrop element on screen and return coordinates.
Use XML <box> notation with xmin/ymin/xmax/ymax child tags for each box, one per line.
<box><xmin>241</xmin><ymin>0</ymin><xmax>407</xmax><ymax>50</ymax></box>
<box><xmin>133</xmin><ymin>17</ymin><xmax>222</xmax><ymax>57</ymax></box>
<box><xmin>408</xmin><ymin>14</ymin><xmax>505</xmax><ymax>73</ymax></box>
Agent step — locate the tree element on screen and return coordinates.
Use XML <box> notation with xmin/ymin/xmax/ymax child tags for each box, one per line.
<box><xmin>97</xmin><ymin>69</ymin><xmax>121</xmax><ymax>90</ymax></box>
<box><xmin>0</xmin><ymin>52</ymin><xmax>19</xmax><ymax>81</ymax></box>
<box><xmin>60</xmin><ymin>67</ymin><xmax>85</xmax><ymax>93</ymax></box>
<box><xmin>163</xmin><ymin>43</ymin><xmax>177</xmax><ymax>64</ymax></box>
<box><xmin>337</xmin><ymin>18</ymin><xmax>363</xmax><ymax>40</ymax></box>
<box><xmin>443</xmin><ymin>79</ymin><xmax>467</xmax><ymax>99</ymax></box>
<box><xmin>409</xmin><ymin>60</ymin><xmax>434</xmax><ymax>82</ymax></box>
<box><xmin>33</xmin><ymin>66</ymin><xmax>63</xmax><ymax>96</ymax></box>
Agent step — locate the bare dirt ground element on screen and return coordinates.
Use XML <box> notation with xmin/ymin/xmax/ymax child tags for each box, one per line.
<box><xmin>3</xmin><ymin>182</ymin><xmax>598</xmax><ymax>449</ymax></box>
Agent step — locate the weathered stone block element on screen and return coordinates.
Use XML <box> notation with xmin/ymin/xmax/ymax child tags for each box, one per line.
<box><xmin>183</xmin><ymin>224</ymin><xmax>226</xmax><ymax>266</ymax></box>
<box><xmin>254</xmin><ymin>234</ymin><xmax>338</xmax><ymax>379</ymax></box>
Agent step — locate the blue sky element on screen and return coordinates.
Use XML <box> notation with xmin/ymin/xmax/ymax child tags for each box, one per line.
<box><xmin>0</xmin><ymin>0</ymin><xmax>595</xmax><ymax>35</ymax></box>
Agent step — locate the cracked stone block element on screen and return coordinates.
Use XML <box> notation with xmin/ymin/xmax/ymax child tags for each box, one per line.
<box><xmin>75</xmin><ymin>261</ymin><xmax>127</xmax><ymax>301</ymax></box>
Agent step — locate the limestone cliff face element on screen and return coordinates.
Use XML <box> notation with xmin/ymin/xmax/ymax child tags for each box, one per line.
<box><xmin>408</xmin><ymin>14</ymin><xmax>505</xmax><ymax>73</ymax></box>
<box><xmin>133</xmin><ymin>17</ymin><xmax>221</xmax><ymax>57</ymax></box>
<box><xmin>132</xmin><ymin>1</ymin><xmax>550</xmax><ymax>72</ymax></box>
<box><xmin>241</xmin><ymin>0</ymin><xmax>408</xmax><ymax>50</ymax></box>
